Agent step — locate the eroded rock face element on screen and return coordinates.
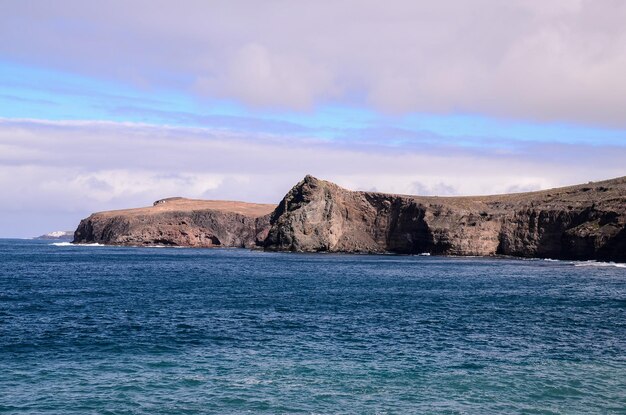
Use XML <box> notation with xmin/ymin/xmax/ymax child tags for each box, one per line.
<box><xmin>73</xmin><ymin>175</ymin><xmax>626</xmax><ymax>261</ymax></box>
<box><xmin>264</xmin><ymin>175</ymin><xmax>626</xmax><ymax>261</ymax></box>
<box><xmin>73</xmin><ymin>199</ymin><xmax>275</xmax><ymax>248</ymax></box>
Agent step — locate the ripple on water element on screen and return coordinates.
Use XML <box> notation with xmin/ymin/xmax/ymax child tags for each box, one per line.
<box><xmin>1</xmin><ymin>240</ymin><xmax>625</xmax><ymax>413</ymax></box>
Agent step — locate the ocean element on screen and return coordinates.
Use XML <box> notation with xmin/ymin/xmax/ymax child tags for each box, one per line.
<box><xmin>1</xmin><ymin>239</ymin><xmax>625</xmax><ymax>414</ymax></box>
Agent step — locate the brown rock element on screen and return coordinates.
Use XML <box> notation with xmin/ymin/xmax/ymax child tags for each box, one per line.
<box><xmin>264</xmin><ymin>175</ymin><xmax>626</xmax><ymax>261</ymax></box>
<box><xmin>73</xmin><ymin>198</ymin><xmax>275</xmax><ymax>248</ymax></box>
<box><xmin>73</xmin><ymin>175</ymin><xmax>626</xmax><ymax>262</ymax></box>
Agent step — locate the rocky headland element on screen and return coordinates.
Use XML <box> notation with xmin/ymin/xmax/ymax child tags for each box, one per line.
<box><xmin>74</xmin><ymin>176</ymin><xmax>626</xmax><ymax>262</ymax></box>
<box><xmin>265</xmin><ymin>175</ymin><xmax>626</xmax><ymax>262</ymax></box>
<box><xmin>73</xmin><ymin>198</ymin><xmax>275</xmax><ymax>248</ymax></box>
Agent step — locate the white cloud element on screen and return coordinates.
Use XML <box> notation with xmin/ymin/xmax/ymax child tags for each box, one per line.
<box><xmin>41</xmin><ymin>170</ymin><xmax>225</xmax><ymax>204</ymax></box>
<box><xmin>196</xmin><ymin>43</ymin><xmax>335</xmax><ymax>109</ymax></box>
<box><xmin>3</xmin><ymin>1</ymin><xmax>626</xmax><ymax>126</ymax></box>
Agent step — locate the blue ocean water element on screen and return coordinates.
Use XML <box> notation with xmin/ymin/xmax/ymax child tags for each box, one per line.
<box><xmin>1</xmin><ymin>239</ymin><xmax>625</xmax><ymax>414</ymax></box>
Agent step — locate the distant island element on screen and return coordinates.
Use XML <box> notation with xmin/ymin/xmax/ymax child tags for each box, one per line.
<box><xmin>34</xmin><ymin>231</ymin><xmax>74</xmax><ymax>240</ymax></box>
<box><xmin>73</xmin><ymin>175</ymin><xmax>626</xmax><ymax>262</ymax></box>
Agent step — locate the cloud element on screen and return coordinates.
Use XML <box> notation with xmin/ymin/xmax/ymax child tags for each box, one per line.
<box><xmin>2</xmin><ymin>1</ymin><xmax>626</xmax><ymax>126</ymax></box>
<box><xmin>410</xmin><ymin>182</ymin><xmax>459</xmax><ymax>197</ymax></box>
<box><xmin>0</xmin><ymin>118</ymin><xmax>624</xmax><ymax>237</ymax></box>
<box><xmin>104</xmin><ymin>105</ymin><xmax>313</xmax><ymax>135</ymax></box>
<box><xmin>195</xmin><ymin>43</ymin><xmax>335</xmax><ymax>109</ymax></box>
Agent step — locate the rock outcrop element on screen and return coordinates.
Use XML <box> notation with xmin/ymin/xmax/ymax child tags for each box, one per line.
<box><xmin>73</xmin><ymin>175</ymin><xmax>626</xmax><ymax>261</ymax></box>
<box><xmin>264</xmin><ymin>175</ymin><xmax>626</xmax><ymax>262</ymax></box>
<box><xmin>73</xmin><ymin>198</ymin><xmax>275</xmax><ymax>248</ymax></box>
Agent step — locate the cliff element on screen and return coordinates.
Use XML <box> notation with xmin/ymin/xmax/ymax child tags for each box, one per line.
<box><xmin>264</xmin><ymin>175</ymin><xmax>626</xmax><ymax>262</ymax></box>
<box><xmin>73</xmin><ymin>176</ymin><xmax>626</xmax><ymax>262</ymax></box>
<box><xmin>73</xmin><ymin>198</ymin><xmax>275</xmax><ymax>248</ymax></box>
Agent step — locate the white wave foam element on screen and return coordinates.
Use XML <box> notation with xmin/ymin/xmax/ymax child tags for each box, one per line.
<box><xmin>574</xmin><ymin>261</ymin><xmax>626</xmax><ymax>268</ymax></box>
<box><xmin>143</xmin><ymin>245</ymin><xmax>190</xmax><ymax>248</ymax></box>
<box><xmin>50</xmin><ymin>242</ymin><xmax>107</xmax><ymax>247</ymax></box>
<box><xmin>50</xmin><ymin>242</ymin><xmax>189</xmax><ymax>249</ymax></box>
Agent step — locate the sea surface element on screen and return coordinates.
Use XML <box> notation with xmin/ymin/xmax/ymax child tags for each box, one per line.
<box><xmin>1</xmin><ymin>239</ymin><xmax>626</xmax><ymax>414</ymax></box>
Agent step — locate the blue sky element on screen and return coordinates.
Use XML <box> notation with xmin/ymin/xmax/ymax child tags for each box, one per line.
<box><xmin>3</xmin><ymin>59</ymin><xmax>626</xmax><ymax>147</ymax></box>
<box><xmin>1</xmin><ymin>1</ymin><xmax>626</xmax><ymax>237</ymax></box>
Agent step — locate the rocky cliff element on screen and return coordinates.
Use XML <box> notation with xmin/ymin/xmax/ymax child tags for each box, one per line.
<box><xmin>73</xmin><ymin>176</ymin><xmax>626</xmax><ymax>261</ymax></box>
<box><xmin>73</xmin><ymin>198</ymin><xmax>275</xmax><ymax>248</ymax></box>
<box><xmin>264</xmin><ymin>175</ymin><xmax>626</xmax><ymax>262</ymax></box>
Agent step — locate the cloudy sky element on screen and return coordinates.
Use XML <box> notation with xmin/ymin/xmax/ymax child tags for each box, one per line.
<box><xmin>1</xmin><ymin>0</ymin><xmax>626</xmax><ymax>237</ymax></box>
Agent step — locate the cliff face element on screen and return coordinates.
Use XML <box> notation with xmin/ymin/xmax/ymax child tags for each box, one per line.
<box><xmin>73</xmin><ymin>198</ymin><xmax>275</xmax><ymax>248</ymax></box>
<box><xmin>73</xmin><ymin>176</ymin><xmax>626</xmax><ymax>261</ymax></box>
<box><xmin>264</xmin><ymin>175</ymin><xmax>626</xmax><ymax>262</ymax></box>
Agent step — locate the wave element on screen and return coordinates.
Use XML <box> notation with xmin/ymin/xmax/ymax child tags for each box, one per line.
<box><xmin>50</xmin><ymin>242</ymin><xmax>189</xmax><ymax>249</ymax></box>
<box><xmin>144</xmin><ymin>245</ymin><xmax>189</xmax><ymax>248</ymax></box>
<box><xmin>143</xmin><ymin>245</ymin><xmax>190</xmax><ymax>249</ymax></box>
<box><xmin>574</xmin><ymin>261</ymin><xmax>626</xmax><ymax>268</ymax></box>
<box><xmin>50</xmin><ymin>242</ymin><xmax>107</xmax><ymax>247</ymax></box>
<box><xmin>522</xmin><ymin>257</ymin><xmax>625</xmax><ymax>268</ymax></box>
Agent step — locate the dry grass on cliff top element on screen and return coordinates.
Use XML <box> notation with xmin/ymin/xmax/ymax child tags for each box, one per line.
<box><xmin>360</xmin><ymin>176</ymin><xmax>626</xmax><ymax>205</ymax></box>
<box><xmin>95</xmin><ymin>198</ymin><xmax>276</xmax><ymax>218</ymax></box>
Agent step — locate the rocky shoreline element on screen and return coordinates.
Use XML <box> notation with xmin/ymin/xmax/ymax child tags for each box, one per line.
<box><xmin>74</xmin><ymin>175</ymin><xmax>626</xmax><ymax>262</ymax></box>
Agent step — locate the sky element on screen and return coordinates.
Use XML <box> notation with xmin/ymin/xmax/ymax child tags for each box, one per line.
<box><xmin>1</xmin><ymin>0</ymin><xmax>626</xmax><ymax>237</ymax></box>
